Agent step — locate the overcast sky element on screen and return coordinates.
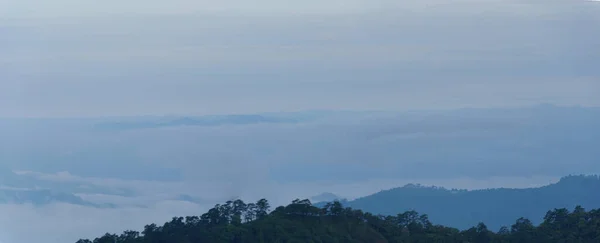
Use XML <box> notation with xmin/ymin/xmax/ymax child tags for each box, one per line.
<box><xmin>1</xmin><ymin>0</ymin><xmax>598</xmax><ymax>117</ymax></box>
<box><xmin>1</xmin><ymin>1</ymin><xmax>600</xmax><ymax>242</ymax></box>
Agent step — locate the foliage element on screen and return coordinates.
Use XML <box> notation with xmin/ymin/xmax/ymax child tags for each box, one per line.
<box><xmin>79</xmin><ymin>197</ymin><xmax>600</xmax><ymax>243</ymax></box>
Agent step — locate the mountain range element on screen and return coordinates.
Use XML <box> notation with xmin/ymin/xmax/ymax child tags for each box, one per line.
<box><xmin>79</xmin><ymin>176</ymin><xmax>600</xmax><ymax>243</ymax></box>
<box><xmin>93</xmin><ymin>114</ymin><xmax>302</xmax><ymax>130</ymax></box>
<box><xmin>315</xmin><ymin>175</ymin><xmax>600</xmax><ymax>230</ymax></box>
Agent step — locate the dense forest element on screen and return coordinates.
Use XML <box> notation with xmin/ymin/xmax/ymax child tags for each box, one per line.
<box><xmin>316</xmin><ymin>175</ymin><xmax>600</xmax><ymax>230</ymax></box>
<box><xmin>79</xmin><ymin>197</ymin><xmax>600</xmax><ymax>243</ymax></box>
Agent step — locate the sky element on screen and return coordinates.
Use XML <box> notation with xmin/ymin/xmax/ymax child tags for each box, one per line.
<box><xmin>1</xmin><ymin>0</ymin><xmax>600</xmax><ymax>242</ymax></box>
<box><xmin>1</xmin><ymin>0</ymin><xmax>599</xmax><ymax>117</ymax></box>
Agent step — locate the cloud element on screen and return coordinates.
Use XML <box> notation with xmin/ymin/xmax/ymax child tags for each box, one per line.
<box><xmin>0</xmin><ymin>0</ymin><xmax>385</xmax><ymax>18</ymax></box>
<box><xmin>0</xmin><ymin>201</ymin><xmax>206</xmax><ymax>243</ymax></box>
<box><xmin>4</xmin><ymin>0</ymin><xmax>597</xmax><ymax>18</ymax></box>
<box><xmin>4</xmin><ymin>106</ymin><xmax>599</xmax><ymax>187</ymax></box>
<box><xmin>0</xmin><ymin>0</ymin><xmax>541</xmax><ymax>18</ymax></box>
<box><xmin>0</xmin><ymin>106</ymin><xmax>598</xmax><ymax>242</ymax></box>
<box><xmin>1</xmin><ymin>1</ymin><xmax>599</xmax><ymax>117</ymax></box>
<box><xmin>0</xmin><ymin>174</ymin><xmax>561</xmax><ymax>243</ymax></box>
<box><xmin>0</xmin><ymin>1</ymin><xmax>599</xmax><ymax>239</ymax></box>
<box><xmin>0</xmin><ymin>149</ymin><xmax>565</xmax><ymax>243</ymax></box>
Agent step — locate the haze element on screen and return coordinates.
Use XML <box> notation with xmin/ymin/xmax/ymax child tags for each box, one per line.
<box><xmin>0</xmin><ymin>0</ymin><xmax>599</xmax><ymax>242</ymax></box>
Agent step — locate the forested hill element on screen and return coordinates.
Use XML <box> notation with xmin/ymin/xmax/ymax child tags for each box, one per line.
<box><xmin>316</xmin><ymin>175</ymin><xmax>600</xmax><ymax>230</ymax></box>
<box><xmin>80</xmin><ymin>198</ymin><xmax>600</xmax><ymax>243</ymax></box>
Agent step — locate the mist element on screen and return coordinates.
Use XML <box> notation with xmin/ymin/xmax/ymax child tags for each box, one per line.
<box><xmin>1</xmin><ymin>0</ymin><xmax>599</xmax><ymax>242</ymax></box>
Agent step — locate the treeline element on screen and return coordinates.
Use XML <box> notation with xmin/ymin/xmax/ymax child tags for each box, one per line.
<box><xmin>78</xmin><ymin>198</ymin><xmax>600</xmax><ymax>243</ymax></box>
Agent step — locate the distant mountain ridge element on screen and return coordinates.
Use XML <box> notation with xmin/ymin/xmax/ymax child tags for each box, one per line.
<box><xmin>93</xmin><ymin>114</ymin><xmax>301</xmax><ymax>130</ymax></box>
<box><xmin>316</xmin><ymin>175</ymin><xmax>600</xmax><ymax>230</ymax></box>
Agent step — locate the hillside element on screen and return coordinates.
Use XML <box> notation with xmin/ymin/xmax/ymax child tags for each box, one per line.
<box><xmin>319</xmin><ymin>175</ymin><xmax>600</xmax><ymax>230</ymax></box>
<box><xmin>79</xmin><ymin>198</ymin><xmax>600</xmax><ymax>243</ymax></box>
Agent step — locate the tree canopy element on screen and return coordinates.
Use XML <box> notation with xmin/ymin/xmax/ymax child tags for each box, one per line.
<box><xmin>79</xmin><ymin>197</ymin><xmax>600</xmax><ymax>243</ymax></box>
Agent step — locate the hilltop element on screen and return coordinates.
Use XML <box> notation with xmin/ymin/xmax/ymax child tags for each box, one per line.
<box><xmin>317</xmin><ymin>175</ymin><xmax>600</xmax><ymax>230</ymax></box>
<box><xmin>79</xmin><ymin>197</ymin><xmax>600</xmax><ymax>243</ymax></box>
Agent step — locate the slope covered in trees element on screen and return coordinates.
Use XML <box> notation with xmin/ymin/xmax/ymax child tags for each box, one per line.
<box><xmin>79</xmin><ymin>196</ymin><xmax>600</xmax><ymax>243</ymax></box>
<box><xmin>316</xmin><ymin>175</ymin><xmax>600</xmax><ymax>230</ymax></box>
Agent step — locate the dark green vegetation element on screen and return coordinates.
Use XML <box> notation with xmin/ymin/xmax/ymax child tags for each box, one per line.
<box><xmin>79</xmin><ymin>178</ymin><xmax>600</xmax><ymax>243</ymax></box>
<box><xmin>317</xmin><ymin>175</ymin><xmax>600</xmax><ymax>230</ymax></box>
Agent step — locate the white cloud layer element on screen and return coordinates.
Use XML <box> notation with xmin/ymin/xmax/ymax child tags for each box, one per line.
<box><xmin>0</xmin><ymin>1</ymin><xmax>598</xmax><ymax>240</ymax></box>
<box><xmin>1</xmin><ymin>105</ymin><xmax>598</xmax><ymax>242</ymax></box>
<box><xmin>0</xmin><ymin>172</ymin><xmax>559</xmax><ymax>243</ymax></box>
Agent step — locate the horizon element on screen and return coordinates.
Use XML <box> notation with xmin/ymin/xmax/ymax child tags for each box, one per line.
<box><xmin>2</xmin><ymin>91</ymin><xmax>599</xmax><ymax>243</ymax></box>
<box><xmin>1</xmin><ymin>0</ymin><xmax>599</xmax><ymax>242</ymax></box>
<box><xmin>1</xmin><ymin>103</ymin><xmax>599</xmax><ymax>119</ymax></box>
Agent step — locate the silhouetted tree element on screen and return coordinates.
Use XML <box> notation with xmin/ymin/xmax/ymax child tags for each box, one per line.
<box><xmin>79</xmin><ymin>199</ymin><xmax>600</xmax><ymax>243</ymax></box>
